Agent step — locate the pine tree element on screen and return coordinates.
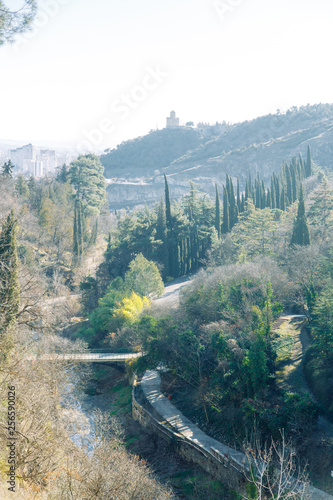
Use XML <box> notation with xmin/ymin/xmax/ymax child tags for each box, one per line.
<box><xmin>2</xmin><ymin>160</ymin><xmax>14</xmax><ymax>177</ymax></box>
<box><xmin>215</xmin><ymin>184</ymin><xmax>221</xmax><ymax>239</ymax></box>
<box><xmin>0</xmin><ymin>210</ymin><xmax>20</xmax><ymax>335</ymax></box>
<box><xmin>56</xmin><ymin>164</ymin><xmax>68</xmax><ymax>183</ymax></box>
<box><xmin>290</xmin><ymin>185</ymin><xmax>310</xmax><ymax>246</ymax></box>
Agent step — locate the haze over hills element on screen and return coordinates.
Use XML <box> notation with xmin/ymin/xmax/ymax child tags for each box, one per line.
<box><xmin>101</xmin><ymin>104</ymin><xmax>333</xmax><ymax>209</ymax></box>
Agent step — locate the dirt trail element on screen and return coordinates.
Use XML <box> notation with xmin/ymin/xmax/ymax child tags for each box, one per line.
<box><xmin>273</xmin><ymin>315</ymin><xmax>333</xmax><ymax>439</ymax></box>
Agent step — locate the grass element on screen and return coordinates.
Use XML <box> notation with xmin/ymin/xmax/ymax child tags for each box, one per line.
<box><xmin>274</xmin><ymin>317</ymin><xmax>309</xmax><ymax>394</ymax></box>
<box><xmin>273</xmin><ymin>319</ymin><xmax>300</xmax><ymax>364</ymax></box>
<box><xmin>109</xmin><ymin>385</ymin><xmax>132</xmax><ymax>416</ymax></box>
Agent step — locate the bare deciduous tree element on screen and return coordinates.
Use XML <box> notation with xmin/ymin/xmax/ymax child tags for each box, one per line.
<box><xmin>243</xmin><ymin>431</ymin><xmax>310</xmax><ymax>500</ymax></box>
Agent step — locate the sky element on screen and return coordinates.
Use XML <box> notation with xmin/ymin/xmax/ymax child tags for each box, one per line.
<box><xmin>1</xmin><ymin>0</ymin><xmax>333</xmax><ymax>152</ymax></box>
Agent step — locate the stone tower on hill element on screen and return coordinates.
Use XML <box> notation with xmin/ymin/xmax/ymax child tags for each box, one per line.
<box><xmin>166</xmin><ymin>110</ymin><xmax>180</xmax><ymax>128</ymax></box>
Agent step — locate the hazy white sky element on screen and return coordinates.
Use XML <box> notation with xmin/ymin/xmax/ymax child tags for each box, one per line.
<box><xmin>1</xmin><ymin>0</ymin><xmax>333</xmax><ymax>151</ymax></box>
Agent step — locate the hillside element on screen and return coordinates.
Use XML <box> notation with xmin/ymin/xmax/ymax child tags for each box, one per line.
<box><xmin>102</xmin><ymin>104</ymin><xmax>333</xmax><ymax>209</ymax></box>
<box><xmin>101</xmin><ymin>127</ymin><xmax>205</xmax><ymax>179</ymax></box>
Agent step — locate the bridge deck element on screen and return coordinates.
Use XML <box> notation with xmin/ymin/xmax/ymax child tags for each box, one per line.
<box><xmin>26</xmin><ymin>352</ymin><xmax>142</xmax><ymax>363</ymax></box>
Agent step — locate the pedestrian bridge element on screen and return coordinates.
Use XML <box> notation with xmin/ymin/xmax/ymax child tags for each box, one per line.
<box><xmin>26</xmin><ymin>351</ymin><xmax>142</xmax><ymax>363</ymax></box>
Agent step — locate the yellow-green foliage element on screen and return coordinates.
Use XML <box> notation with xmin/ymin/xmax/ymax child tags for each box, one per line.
<box><xmin>113</xmin><ymin>292</ymin><xmax>150</xmax><ymax>326</ymax></box>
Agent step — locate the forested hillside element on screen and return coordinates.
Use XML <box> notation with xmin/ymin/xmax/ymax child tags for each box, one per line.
<box><xmin>102</xmin><ymin>104</ymin><xmax>333</xmax><ymax>209</ymax></box>
<box><xmin>77</xmin><ymin>149</ymin><xmax>333</xmax><ymax>496</ymax></box>
<box><xmin>101</xmin><ymin>127</ymin><xmax>205</xmax><ymax>178</ymax></box>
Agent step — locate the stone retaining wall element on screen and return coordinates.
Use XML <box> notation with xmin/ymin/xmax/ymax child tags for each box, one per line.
<box><xmin>132</xmin><ymin>386</ymin><xmax>247</xmax><ymax>494</ymax></box>
<box><xmin>132</xmin><ymin>383</ymin><xmax>333</xmax><ymax>499</ymax></box>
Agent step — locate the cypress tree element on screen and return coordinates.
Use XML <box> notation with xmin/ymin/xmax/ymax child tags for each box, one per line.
<box><xmin>280</xmin><ymin>186</ymin><xmax>286</xmax><ymax>211</ymax></box>
<box><xmin>73</xmin><ymin>198</ymin><xmax>83</xmax><ymax>265</ymax></box>
<box><xmin>241</xmin><ymin>193</ymin><xmax>245</xmax><ymax>212</ymax></box>
<box><xmin>236</xmin><ymin>177</ymin><xmax>241</xmax><ymax>213</ymax></box>
<box><xmin>245</xmin><ymin>179</ymin><xmax>249</xmax><ymax>201</ymax></box>
<box><xmin>164</xmin><ymin>174</ymin><xmax>172</xmax><ymax>229</ymax></box>
<box><xmin>215</xmin><ymin>184</ymin><xmax>221</xmax><ymax>239</ymax></box>
<box><xmin>227</xmin><ymin>175</ymin><xmax>238</xmax><ymax>229</ymax></box>
<box><xmin>286</xmin><ymin>166</ymin><xmax>292</xmax><ymax>205</ymax></box>
<box><xmin>156</xmin><ymin>198</ymin><xmax>169</xmax><ymax>276</ymax></box>
<box><xmin>0</xmin><ymin>210</ymin><xmax>20</xmax><ymax>336</ymax></box>
<box><xmin>306</xmin><ymin>145</ymin><xmax>313</xmax><ymax>177</ymax></box>
<box><xmin>261</xmin><ymin>179</ymin><xmax>266</xmax><ymax>209</ymax></box>
<box><xmin>271</xmin><ymin>178</ymin><xmax>276</xmax><ymax>209</ymax></box>
<box><xmin>255</xmin><ymin>178</ymin><xmax>261</xmax><ymax>208</ymax></box>
<box><xmin>89</xmin><ymin>219</ymin><xmax>98</xmax><ymax>246</ymax></box>
<box><xmin>274</xmin><ymin>174</ymin><xmax>280</xmax><ymax>209</ymax></box>
<box><xmin>291</xmin><ymin>164</ymin><xmax>297</xmax><ymax>203</ymax></box>
<box><xmin>266</xmin><ymin>187</ymin><xmax>271</xmax><ymax>208</ymax></box>
<box><xmin>222</xmin><ymin>185</ymin><xmax>230</xmax><ymax>234</ymax></box>
<box><xmin>290</xmin><ymin>185</ymin><xmax>310</xmax><ymax>246</ymax></box>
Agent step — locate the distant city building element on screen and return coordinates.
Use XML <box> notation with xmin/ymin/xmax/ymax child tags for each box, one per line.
<box><xmin>10</xmin><ymin>143</ymin><xmax>36</xmax><ymax>171</ymax></box>
<box><xmin>166</xmin><ymin>110</ymin><xmax>180</xmax><ymax>128</ymax></box>
<box><xmin>8</xmin><ymin>143</ymin><xmax>65</xmax><ymax>177</ymax></box>
<box><xmin>39</xmin><ymin>149</ymin><xmax>57</xmax><ymax>174</ymax></box>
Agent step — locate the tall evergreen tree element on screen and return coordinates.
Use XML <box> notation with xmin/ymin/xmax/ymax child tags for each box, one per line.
<box><xmin>164</xmin><ymin>174</ymin><xmax>172</xmax><ymax>229</ymax></box>
<box><xmin>305</xmin><ymin>145</ymin><xmax>313</xmax><ymax>177</ymax></box>
<box><xmin>290</xmin><ymin>185</ymin><xmax>310</xmax><ymax>246</ymax></box>
<box><xmin>222</xmin><ymin>185</ymin><xmax>230</xmax><ymax>234</ymax></box>
<box><xmin>73</xmin><ymin>198</ymin><xmax>83</xmax><ymax>265</ymax></box>
<box><xmin>226</xmin><ymin>174</ymin><xmax>238</xmax><ymax>229</ymax></box>
<box><xmin>89</xmin><ymin>218</ymin><xmax>98</xmax><ymax>246</ymax></box>
<box><xmin>2</xmin><ymin>160</ymin><xmax>14</xmax><ymax>177</ymax></box>
<box><xmin>15</xmin><ymin>175</ymin><xmax>29</xmax><ymax>197</ymax></box>
<box><xmin>236</xmin><ymin>177</ymin><xmax>241</xmax><ymax>213</ymax></box>
<box><xmin>215</xmin><ymin>184</ymin><xmax>221</xmax><ymax>239</ymax></box>
<box><xmin>0</xmin><ymin>210</ymin><xmax>20</xmax><ymax>335</ymax></box>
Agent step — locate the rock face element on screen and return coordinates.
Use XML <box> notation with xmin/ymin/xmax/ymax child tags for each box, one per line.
<box><xmin>107</xmin><ymin>182</ymin><xmax>190</xmax><ymax>210</ymax></box>
<box><xmin>104</xmin><ymin>104</ymin><xmax>333</xmax><ymax>209</ymax></box>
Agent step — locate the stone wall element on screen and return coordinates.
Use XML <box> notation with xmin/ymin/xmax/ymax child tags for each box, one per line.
<box><xmin>132</xmin><ymin>386</ymin><xmax>247</xmax><ymax>495</ymax></box>
<box><xmin>132</xmin><ymin>384</ymin><xmax>333</xmax><ymax>499</ymax></box>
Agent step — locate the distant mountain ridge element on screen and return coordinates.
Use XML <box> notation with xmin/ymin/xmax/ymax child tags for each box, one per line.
<box><xmin>101</xmin><ymin>104</ymin><xmax>333</xmax><ymax>209</ymax></box>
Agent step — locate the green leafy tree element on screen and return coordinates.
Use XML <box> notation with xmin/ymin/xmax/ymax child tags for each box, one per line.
<box><xmin>124</xmin><ymin>253</ymin><xmax>164</xmax><ymax>298</ymax></box>
<box><xmin>308</xmin><ymin>175</ymin><xmax>333</xmax><ymax>242</ymax></box>
<box><xmin>246</xmin><ymin>334</ymin><xmax>269</xmax><ymax>396</ymax></box>
<box><xmin>290</xmin><ymin>185</ymin><xmax>310</xmax><ymax>246</ymax></box>
<box><xmin>69</xmin><ymin>154</ymin><xmax>106</xmax><ymax>217</ymax></box>
<box><xmin>311</xmin><ymin>287</ymin><xmax>333</xmax><ymax>364</ymax></box>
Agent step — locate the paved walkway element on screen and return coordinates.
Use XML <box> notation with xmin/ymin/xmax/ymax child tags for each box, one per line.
<box><xmin>141</xmin><ymin>370</ymin><xmax>246</xmax><ymax>467</ymax></box>
<box><xmin>141</xmin><ymin>369</ymin><xmax>333</xmax><ymax>500</ymax></box>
